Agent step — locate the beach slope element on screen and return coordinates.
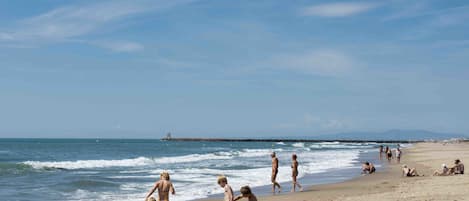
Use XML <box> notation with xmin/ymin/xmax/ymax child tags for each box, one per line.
<box><xmin>203</xmin><ymin>142</ymin><xmax>469</xmax><ymax>201</ymax></box>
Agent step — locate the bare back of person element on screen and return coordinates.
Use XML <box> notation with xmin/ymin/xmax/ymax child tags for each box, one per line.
<box><xmin>157</xmin><ymin>180</ymin><xmax>174</xmax><ymax>201</ymax></box>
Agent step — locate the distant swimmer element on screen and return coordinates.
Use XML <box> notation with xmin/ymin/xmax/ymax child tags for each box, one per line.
<box><xmin>234</xmin><ymin>186</ymin><xmax>258</xmax><ymax>201</ymax></box>
<box><xmin>217</xmin><ymin>175</ymin><xmax>234</xmax><ymax>201</ymax></box>
<box><xmin>271</xmin><ymin>152</ymin><xmax>282</xmax><ymax>193</ymax></box>
<box><xmin>145</xmin><ymin>171</ymin><xmax>175</xmax><ymax>201</ymax></box>
<box><xmin>291</xmin><ymin>154</ymin><xmax>303</xmax><ymax>192</ymax></box>
<box><xmin>361</xmin><ymin>161</ymin><xmax>376</xmax><ymax>174</ymax></box>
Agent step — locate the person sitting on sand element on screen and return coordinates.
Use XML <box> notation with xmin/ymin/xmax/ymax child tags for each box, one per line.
<box><xmin>454</xmin><ymin>159</ymin><xmax>464</xmax><ymax>174</ymax></box>
<box><xmin>270</xmin><ymin>152</ymin><xmax>282</xmax><ymax>193</ymax></box>
<box><xmin>433</xmin><ymin>164</ymin><xmax>449</xmax><ymax>176</ymax></box>
<box><xmin>450</xmin><ymin>159</ymin><xmax>465</xmax><ymax>175</ymax></box>
<box><xmin>234</xmin><ymin>186</ymin><xmax>258</xmax><ymax>201</ymax></box>
<box><xmin>218</xmin><ymin>175</ymin><xmax>234</xmax><ymax>201</ymax></box>
<box><xmin>361</xmin><ymin>162</ymin><xmax>376</xmax><ymax>174</ymax></box>
<box><xmin>291</xmin><ymin>154</ymin><xmax>303</xmax><ymax>192</ymax></box>
<box><xmin>402</xmin><ymin>164</ymin><xmax>420</xmax><ymax>177</ymax></box>
<box><xmin>145</xmin><ymin>171</ymin><xmax>175</xmax><ymax>201</ymax></box>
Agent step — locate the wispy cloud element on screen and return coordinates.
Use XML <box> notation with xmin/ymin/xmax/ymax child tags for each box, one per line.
<box><xmin>0</xmin><ymin>0</ymin><xmax>195</xmax><ymax>51</ymax></box>
<box><xmin>300</xmin><ymin>2</ymin><xmax>378</xmax><ymax>17</ymax></box>
<box><xmin>92</xmin><ymin>41</ymin><xmax>144</xmax><ymax>52</ymax></box>
<box><xmin>271</xmin><ymin>50</ymin><xmax>356</xmax><ymax>76</ymax></box>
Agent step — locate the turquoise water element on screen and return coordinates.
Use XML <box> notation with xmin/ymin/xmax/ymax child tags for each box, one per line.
<box><xmin>0</xmin><ymin>139</ymin><xmax>389</xmax><ymax>201</ymax></box>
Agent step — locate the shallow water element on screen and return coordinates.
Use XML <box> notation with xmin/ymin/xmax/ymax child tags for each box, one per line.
<box><xmin>0</xmin><ymin>138</ymin><xmax>398</xmax><ymax>201</ymax></box>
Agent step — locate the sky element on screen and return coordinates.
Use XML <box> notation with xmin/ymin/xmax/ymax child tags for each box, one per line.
<box><xmin>0</xmin><ymin>0</ymin><xmax>468</xmax><ymax>138</ymax></box>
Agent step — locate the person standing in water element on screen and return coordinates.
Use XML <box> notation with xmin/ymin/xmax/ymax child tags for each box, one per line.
<box><xmin>145</xmin><ymin>171</ymin><xmax>175</xmax><ymax>201</ymax></box>
<box><xmin>396</xmin><ymin>147</ymin><xmax>402</xmax><ymax>163</ymax></box>
<box><xmin>291</xmin><ymin>154</ymin><xmax>303</xmax><ymax>192</ymax></box>
<box><xmin>217</xmin><ymin>175</ymin><xmax>234</xmax><ymax>201</ymax></box>
<box><xmin>271</xmin><ymin>152</ymin><xmax>282</xmax><ymax>193</ymax></box>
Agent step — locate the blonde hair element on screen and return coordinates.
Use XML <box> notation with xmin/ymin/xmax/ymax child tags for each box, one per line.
<box><xmin>160</xmin><ymin>171</ymin><xmax>170</xmax><ymax>180</ymax></box>
<box><xmin>217</xmin><ymin>175</ymin><xmax>227</xmax><ymax>184</ymax></box>
<box><xmin>147</xmin><ymin>197</ymin><xmax>157</xmax><ymax>201</ymax></box>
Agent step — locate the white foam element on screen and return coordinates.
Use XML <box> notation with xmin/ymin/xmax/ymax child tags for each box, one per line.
<box><xmin>276</xmin><ymin>142</ymin><xmax>286</xmax><ymax>145</ymax></box>
<box><xmin>292</xmin><ymin>142</ymin><xmax>305</xmax><ymax>148</ymax></box>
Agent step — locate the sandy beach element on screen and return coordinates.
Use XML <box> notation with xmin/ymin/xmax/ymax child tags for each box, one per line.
<box><xmin>202</xmin><ymin>142</ymin><xmax>469</xmax><ymax>201</ymax></box>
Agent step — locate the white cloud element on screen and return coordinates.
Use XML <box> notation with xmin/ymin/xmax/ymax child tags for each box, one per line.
<box><xmin>273</xmin><ymin>50</ymin><xmax>355</xmax><ymax>76</ymax></box>
<box><xmin>92</xmin><ymin>41</ymin><xmax>144</xmax><ymax>52</ymax></box>
<box><xmin>301</xmin><ymin>2</ymin><xmax>378</xmax><ymax>17</ymax></box>
<box><xmin>0</xmin><ymin>0</ymin><xmax>195</xmax><ymax>50</ymax></box>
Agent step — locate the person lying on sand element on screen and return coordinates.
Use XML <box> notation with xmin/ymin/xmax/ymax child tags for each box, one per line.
<box><xmin>361</xmin><ymin>162</ymin><xmax>376</xmax><ymax>174</ymax></box>
<box><xmin>291</xmin><ymin>154</ymin><xmax>303</xmax><ymax>192</ymax></box>
<box><xmin>433</xmin><ymin>164</ymin><xmax>449</xmax><ymax>176</ymax></box>
<box><xmin>145</xmin><ymin>171</ymin><xmax>175</xmax><ymax>201</ymax></box>
<box><xmin>217</xmin><ymin>175</ymin><xmax>234</xmax><ymax>201</ymax></box>
<box><xmin>402</xmin><ymin>164</ymin><xmax>420</xmax><ymax>177</ymax></box>
<box><xmin>234</xmin><ymin>186</ymin><xmax>258</xmax><ymax>201</ymax></box>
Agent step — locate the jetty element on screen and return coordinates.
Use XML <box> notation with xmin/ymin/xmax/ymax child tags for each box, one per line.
<box><xmin>161</xmin><ymin>137</ymin><xmax>422</xmax><ymax>144</ymax></box>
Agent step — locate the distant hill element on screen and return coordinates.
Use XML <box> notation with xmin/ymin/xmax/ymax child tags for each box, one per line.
<box><xmin>313</xmin><ymin>129</ymin><xmax>468</xmax><ymax>141</ymax></box>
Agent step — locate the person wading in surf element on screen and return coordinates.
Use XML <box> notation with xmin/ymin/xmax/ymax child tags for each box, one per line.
<box><xmin>271</xmin><ymin>152</ymin><xmax>282</xmax><ymax>193</ymax></box>
<box><xmin>145</xmin><ymin>171</ymin><xmax>175</xmax><ymax>201</ymax></box>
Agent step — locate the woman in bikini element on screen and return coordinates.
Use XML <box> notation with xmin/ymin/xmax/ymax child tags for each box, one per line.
<box><xmin>291</xmin><ymin>154</ymin><xmax>303</xmax><ymax>192</ymax></box>
<box><xmin>145</xmin><ymin>171</ymin><xmax>176</xmax><ymax>201</ymax></box>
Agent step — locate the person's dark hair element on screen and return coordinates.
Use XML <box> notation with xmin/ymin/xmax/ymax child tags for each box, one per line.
<box><xmin>240</xmin><ymin>186</ymin><xmax>252</xmax><ymax>195</ymax></box>
<box><xmin>455</xmin><ymin>159</ymin><xmax>461</xmax><ymax>164</ymax></box>
<box><xmin>292</xmin><ymin>154</ymin><xmax>297</xmax><ymax>160</ymax></box>
<box><xmin>271</xmin><ymin>152</ymin><xmax>276</xmax><ymax>157</ymax></box>
<box><xmin>365</xmin><ymin>162</ymin><xmax>370</xmax><ymax>165</ymax></box>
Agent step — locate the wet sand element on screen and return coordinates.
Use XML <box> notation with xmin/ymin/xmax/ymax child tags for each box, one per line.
<box><xmin>201</xmin><ymin>142</ymin><xmax>469</xmax><ymax>201</ymax></box>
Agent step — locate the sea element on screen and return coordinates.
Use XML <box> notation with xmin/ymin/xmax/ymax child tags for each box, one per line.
<box><xmin>0</xmin><ymin>139</ymin><xmax>403</xmax><ymax>201</ymax></box>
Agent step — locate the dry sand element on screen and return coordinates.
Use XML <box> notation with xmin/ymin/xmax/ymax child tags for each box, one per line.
<box><xmin>202</xmin><ymin>142</ymin><xmax>469</xmax><ymax>201</ymax></box>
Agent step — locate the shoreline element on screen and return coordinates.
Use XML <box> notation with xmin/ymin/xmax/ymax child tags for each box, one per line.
<box><xmin>200</xmin><ymin>142</ymin><xmax>469</xmax><ymax>201</ymax></box>
<box><xmin>197</xmin><ymin>148</ymin><xmax>388</xmax><ymax>201</ymax></box>
<box><xmin>163</xmin><ymin>138</ymin><xmax>421</xmax><ymax>143</ymax></box>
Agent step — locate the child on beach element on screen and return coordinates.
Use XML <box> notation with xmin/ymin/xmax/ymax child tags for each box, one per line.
<box><xmin>217</xmin><ymin>175</ymin><xmax>234</xmax><ymax>201</ymax></box>
<box><xmin>147</xmin><ymin>197</ymin><xmax>157</xmax><ymax>201</ymax></box>
<box><xmin>145</xmin><ymin>171</ymin><xmax>176</xmax><ymax>201</ymax></box>
<box><xmin>234</xmin><ymin>186</ymin><xmax>258</xmax><ymax>201</ymax></box>
<box><xmin>450</xmin><ymin>159</ymin><xmax>465</xmax><ymax>175</ymax></box>
<box><xmin>386</xmin><ymin>146</ymin><xmax>393</xmax><ymax>162</ymax></box>
<box><xmin>291</xmin><ymin>154</ymin><xmax>303</xmax><ymax>192</ymax></box>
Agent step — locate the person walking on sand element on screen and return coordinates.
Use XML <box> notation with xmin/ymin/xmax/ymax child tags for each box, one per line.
<box><xmin>217</xmin><ymin>175</ymin><xmax>234</xmax><ymax>201</ymax></box>
<box><xmin>271</xmin><ymin>152</ymin><xmax>282</xmax><ymax>193</ymax></box>
<box><xmin>291</xmin><ymin>154</ymin><xmax>303</xmax><ymax>192</ymax></box>
<box><xmin>145</xmin><ymin>171</ymin><xmax>175</xmax><ymax>201</ymax></box>
<box><xmin>234</xmin><ymin>186</ymin><xmax>258</xmax><ymax>201</ymax></box>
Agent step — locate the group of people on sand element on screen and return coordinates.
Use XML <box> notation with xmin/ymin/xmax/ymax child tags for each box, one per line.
<box><xmin>433</xmin><ymin>159</ymin><xmax>465</xmax><ymax>176</ymax></box>
<box><xmin>379</xmin><ymin>145</ymin><xmax>402</xmax><ymax>163</ymax></box>
<box><xmin>144</xmin><ymin>152</ymin><xmax>303</xmax><ymax>201</ymax></box>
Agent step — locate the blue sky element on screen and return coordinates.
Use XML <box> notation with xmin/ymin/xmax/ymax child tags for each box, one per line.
<box><xmin>0</xmin><ymin>0</ymin><xmax>468</xmax><ymax>138</ymax></box>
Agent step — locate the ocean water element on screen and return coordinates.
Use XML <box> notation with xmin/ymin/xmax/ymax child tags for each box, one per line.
<box><xmin>0</xmin><ymin>139</ymin><xmax>395</xmax><ymax>201</ymax></box>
